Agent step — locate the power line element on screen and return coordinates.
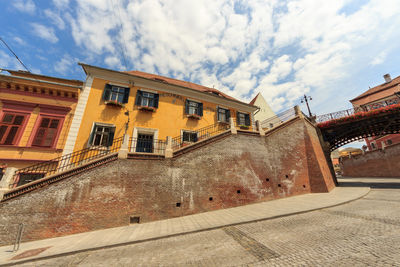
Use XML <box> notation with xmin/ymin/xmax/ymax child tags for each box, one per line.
<box><xmin>110</xmin><ymin>0</ymin><xmax>129</xmax><ymax>71</ymax></box>
<box><xmin>0</xmin><ymin>37</ymin><xmax>31</xmax><ymax>73</ymax></box>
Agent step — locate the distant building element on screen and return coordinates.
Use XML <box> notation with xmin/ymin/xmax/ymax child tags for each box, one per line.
<box><xmin>249</xmin><ymin>93</ymin><xmax>276</xmax><ymax>124</ymax></box>
<box><xmin>350</xmin><ymin>73</ymin><xmax>400</xmax><ymax>151</ymax></box>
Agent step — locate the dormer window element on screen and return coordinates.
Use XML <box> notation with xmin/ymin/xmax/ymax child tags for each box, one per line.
<box><xmin>102</xmin><ymin>84</ymin><xmax>130</xmax><ymax>106</ymax></box>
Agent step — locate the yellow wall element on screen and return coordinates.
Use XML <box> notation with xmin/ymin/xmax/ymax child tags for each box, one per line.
<box><xmin>74</xmin><ymin>77</ymin><xmax>249</xmax><ymax>150</ymax></box>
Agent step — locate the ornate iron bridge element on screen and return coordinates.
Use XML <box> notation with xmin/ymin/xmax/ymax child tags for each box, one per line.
<box><xmin>316</xmin><ymin>104</ymin><xmax>400</xmax><ymax>151</ymax></box>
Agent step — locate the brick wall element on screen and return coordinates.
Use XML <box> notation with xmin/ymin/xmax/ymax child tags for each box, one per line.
<box><xmin>0</xmin><ymin>117</ymin><xmax>335</xmax><ymax>245</ymax></box>
<box><xmin>341</xmin><ymin>142</ymin><xmax>400</xmax><ymax>177</ymax></box>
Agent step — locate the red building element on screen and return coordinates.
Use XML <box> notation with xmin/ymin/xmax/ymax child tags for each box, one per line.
<box><xmin>350</xmin><ymin>74</ymin><xmax>400</xmax><ymax>151</ymax></box>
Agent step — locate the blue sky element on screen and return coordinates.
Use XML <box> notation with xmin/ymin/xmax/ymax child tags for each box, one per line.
<box><xmin>1</xmin><ymin>0</ymin><xmax>400</xmax><ymax>120</ymax></box>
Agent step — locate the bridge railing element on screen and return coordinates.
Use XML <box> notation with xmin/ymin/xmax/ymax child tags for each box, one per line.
<box><xmin>260</xmin><ymin>107</ymin><xmax>296</xmax><ymax>129</ymax></box>
<box><xmin>316</xmin><ymin>106</ymin><xmax>365</xmax><ymax>123</ymax></box>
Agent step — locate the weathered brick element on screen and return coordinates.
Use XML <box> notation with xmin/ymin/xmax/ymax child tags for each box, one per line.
<box><xmin>0</xmin><ymin>117</ymin><xmax>334</xmax><ymax>245</ymax></box>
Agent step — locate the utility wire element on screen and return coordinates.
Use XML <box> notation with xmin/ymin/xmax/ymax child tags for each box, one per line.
<box><xmin>0</xmin><ymin>37</ymin><xmax>31</xmax><ymax>73</ymax></box>
<box><xmin>110</xmin><ymin>0</ymin><xmax>129</xmax><ymax>71</ymax></box>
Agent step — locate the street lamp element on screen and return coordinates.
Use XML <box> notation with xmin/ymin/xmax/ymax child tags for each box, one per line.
<box><xmin>300</xmin><ymin>94</ymin><xmax>313</xmax><ymax>117</ymax></box>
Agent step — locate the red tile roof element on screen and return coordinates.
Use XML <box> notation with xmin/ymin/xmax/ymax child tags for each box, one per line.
<box><xmin>125</xmin><ymin>70</ymin><xmax>241</xmax><ymax>102</ymax></box>
<box><xmin>351</xmin><ymin>75</ymin><xmax>400</xmax><ymax>102</ymax></box>
<box><xmin>249</xmin><ymin>93</ymin><xmax>260</xmax><ymax>105</ymax></box>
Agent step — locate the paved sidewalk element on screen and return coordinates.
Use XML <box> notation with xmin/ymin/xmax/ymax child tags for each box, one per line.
<box><xmin>0</xmin><ymin>185</ymin><xmax>370</xmax><ymax>266</ymax></box>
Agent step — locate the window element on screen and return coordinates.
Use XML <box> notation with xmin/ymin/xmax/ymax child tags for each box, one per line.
<box><xmin>0</xmin><ymin>168</ymin><xmax>3</xmax><ymax>181</ymax></box>
<box><xmin>136</xmin><ymin>134</ymin><xmax>154</xmax><ymax>153</ymax></box>
<box><xmin>32</xmin><ymin>117</ymin><xmax>61</xmax><ymax>147</ymax></box>
<box><xmin>135</xmin><ymin>90</ymin><xmax>159</xmax><ymax>108</ymax></box>
<box><xmin>185</xmin><ymin>100</ymin><xmax>203</xmax><ymax>116</ymax></box>
<box><xmin>387</xmin><ymin>139</ymin><xmax>393</xmax><ymax>145</ymax></box>
<box><xmin>236</xmin><ymin>112</ymin><xmax>250</xmax><ymax>126</ymax></box>
<box><xmin>0</xmin><ymin>113</ymin><xmax>26</xmax><ymax>145</ymax></box>
<box><xmin>182</xmin><ymin>131</ymin><xmax>198</xmax><ymax>142</ymax></box>
<box><xmin>371</xmin><ymin>143</ymin><xmax>376</xmax><ymax>149</ymax></box>
<box><xmin>217</xmin><ymin>107</ymin><xmax>230</xmax><ymax>123</ymax></box>
<box><xmin>89</xmin><ymin>124</ymin><xmax>115</xmax><ymax>147</ymax></box>
<box><xmin>102</xmin><ymin>84</ymin><xmax>130</xmax><ymax>104</ymax></box>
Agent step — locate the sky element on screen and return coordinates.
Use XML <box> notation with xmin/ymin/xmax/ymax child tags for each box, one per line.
<box><xmin>1</xmin><ymin>0</ymin><xmax>400</xmax><ymax>120</ymax></box>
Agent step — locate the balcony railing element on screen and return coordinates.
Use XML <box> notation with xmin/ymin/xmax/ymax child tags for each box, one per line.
<box><xmin>260</xmin><ymin>107</ymin><xmax>296</xmax><ymax>129</ymax></box>
<box><xmin>171</xmin><ymin>122</ymin><xmax>230</xmax><ymax>150</ymax></box>
<box><xmin>128</xmin><ymin>138</ymin><xmax>166</xmax><ymax>154</ymax></box>
<box><xmin>9</xmin><ymin>136</ymin><xmax>124</xmax><ymax>188</ymax></box>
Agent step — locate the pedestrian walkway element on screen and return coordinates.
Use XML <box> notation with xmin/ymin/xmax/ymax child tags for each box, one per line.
<box><xmin>0</xmin><ymin>185</ymin><xmax>370</xmax><ymax>266</ymax></box>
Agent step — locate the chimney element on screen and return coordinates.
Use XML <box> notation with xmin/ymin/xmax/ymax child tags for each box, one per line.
<box><xmin>383</xmin><ymin>74</ymin><xmax>391</xmax><ymax>83</ymax></box>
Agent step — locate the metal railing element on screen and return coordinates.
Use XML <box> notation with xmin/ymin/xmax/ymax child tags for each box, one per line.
<box><xmin>129</xmin><ymin>138</ymin><xmax>166</xmax><ymax>154</ymax></box>
<box><xmin>260</xmin><ymin>107</ymin><xmax>296</xmax><ymax>129</ymax></box>
<box><xmin>171</xmin><ymin>122</ymin><xmax>230</xmax><ymax>150</ymax></box>
<box><xmin>9</xmin><ymin>136</ymin><xmax>124</xmax><ymax>188</ymax></box>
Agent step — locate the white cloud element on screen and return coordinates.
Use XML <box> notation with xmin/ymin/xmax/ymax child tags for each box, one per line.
<box><xmin>13</xmin><ymin>0</ymin><xmax>35</xmax><ymax>14</ymax></box>
<box><xmin>13</xmin><ymin>36</ymin><xmax>26</xmax><ymax>46</ymax></box>
<box><xmin>44</xmin><ymin>9</ymin><xmax>65</xmax><ymax>30</ymax></box>
<box><xmin>54</xmin><ymin>54</ymin><xmax>75</xmax><ymax>74</ymax></box>
<box><xmin>0</xmin><ymin>50</ymin><xmax>23</xmax><ymax>70</ymax></box>
<box><xmin>61</xmin><ymin>0</ymin><xmax>400</xmax><ymax>113</ymax></box>
<box><xmin>53</xmin><ymin>0</ymin><xmax>70</xmax><ymax>9</ymax></box>
<box><xmin>30</xmin><ymin>23</ymin><xmax>59</xmax><ymax>43</ymax></box>
<box><xmin>370</xmin><ymin>51</ymin><xmax>387</xmax><ymax>66</ymax></box>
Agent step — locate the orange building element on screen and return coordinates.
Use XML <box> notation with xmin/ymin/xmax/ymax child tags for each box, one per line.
<box><xmin>0</xmin><ymin>70</ymin><xmax>82</xmax><ymax>188</ymax></box>
<box><xmin>350</xmin><ymin>73</ymin><xmax>400</xmax><ymax>150</ymax></box>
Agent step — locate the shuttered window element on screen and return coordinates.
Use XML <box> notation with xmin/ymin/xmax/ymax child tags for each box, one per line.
<box><xmin>0</xmin><ymin>113</ymin><xmax>26</xmax><ymax>145</ymax></box>
<box><xmin>135</xmin><ymin>90</ymin><xmax>159</xmax><ymax>108</ymax></box>
<box><xmin>102</xmin><ymin>84</ymin><xmax>130</xmax><ymax>104</ymax></box>
<box><xmin>88</xmin><ymin>124</ymin><xmax>116</xmax><ymax>147</ymax></box>
<box><xmin>185</xmin><ymin>100</ymin><xmax>203</xmax><ymax>116</ymax></box>
<box><xmin>236</xmin><ymin>112</ymin><xmax>250</xmax><ymax>126</ymax></box>
<box><xmin>217</xmin><ymin>107</ymin><xmax>230</xmax><ymax>123</ymax></box>
<box><xmin>182</xmin><ymin>131</ymin><xmax>198</xmax><ymax>142</ymax></box>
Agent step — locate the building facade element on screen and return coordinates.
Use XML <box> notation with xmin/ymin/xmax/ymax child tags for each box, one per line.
<box><xmin>63</xmin><ymin>63</ymin><xmax>257</xmax><ymax>155</ymax></box>
<box><xmin>350</xmin><ymin>73</ymin><xmax>400</xmax><ymax>151</ymax></box>
<box><xmin>0</xmin><ymin>70</ymin><xmax>82</xmax><ymax>188</ymax></box>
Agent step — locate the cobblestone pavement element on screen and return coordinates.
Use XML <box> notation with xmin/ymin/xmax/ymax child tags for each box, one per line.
<box><xmin>16</xmin><ymin>178</ymin><xmax>400</xmax><ymax>266</ymax></box>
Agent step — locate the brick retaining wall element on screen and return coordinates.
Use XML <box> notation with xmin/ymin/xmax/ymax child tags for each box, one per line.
<box><xmin>0</xmin><ymin>117</ymin><xmax>334</xmax><ymax>245</ymax></box>
<box><xmin>341</xmin><ymin>142</ymin><xmax>400</xmax><ymax>177</ymax></box>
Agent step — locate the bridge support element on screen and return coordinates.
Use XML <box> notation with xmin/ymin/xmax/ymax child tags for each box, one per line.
<box><xmin>315</xmin><ymin>128</ymin><xmax>338</xmax><ymax>186</ymax></box>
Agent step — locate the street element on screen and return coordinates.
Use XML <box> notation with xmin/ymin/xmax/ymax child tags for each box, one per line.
<box><xmin>16</xmin><ymin>177</ymin><xmax>400</xmax><ymax>266</ymax></box>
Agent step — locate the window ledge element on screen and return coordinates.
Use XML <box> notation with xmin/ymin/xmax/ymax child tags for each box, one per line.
<box><xmin>88</xmin><ymin>145</ymin><xmax>109</xmax><ymax>151</ymax></box>
<box><xmin>218</xmin><ymin>120</ymin><xmax>229</xmax><ymax>124</ymax></box>
<box><xmin>186</xmin><ymin>114</ymin><xmax>201</xmax><ymax>120</ymax></box>
<box><xmin>138</xmin><ymin>106</ymin><xmax>156</xmax><ymax>112</ymax></box>
<box><xmin>238</xmin><ymin>125</ymin><xmax>250</xmax><ymax>130</ymax></box>
<box><xmin>0</xmin><ymin>145</ymin><xmax>62</xmax><ymax>152</ymax></box>
<box><xmin>105</xmin><ymin>100</ymin><xmax>125</xmax><ymax>107</ymax></box>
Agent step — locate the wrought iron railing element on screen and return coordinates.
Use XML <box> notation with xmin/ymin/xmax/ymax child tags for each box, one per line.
<box><xmin>9</xmin><ymin>136</ymin><xmax>124</xmax><ymax>188</ymax></box>
<box><xmin>128</xmin><ymin>138</ymin><xmax>166</xmax><ymax>154</ymax></box>
<box><xmin>171</xmin><ymin>122</ymin><xmax>230</xmax><ymax>150</ymax></box>
<box><xmin>316</xmin><ymin>107</ymin><xmax>366</xmax><ymax>123</ymax></box>
<box><xmin>260</xmin><ymin>107</ymin><xmax>296</xmax><ymax>129</ymax></box>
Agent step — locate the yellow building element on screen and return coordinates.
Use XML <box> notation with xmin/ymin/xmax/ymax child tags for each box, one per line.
<box><xmin>0</xmin><ymin>70</ymin><xmax>82</xmax><ymax>187</ymax></box>
<box><xmin>63</xmin><ymin>63</ymin><xmax>257</xmax><ymax>155</ymax></box>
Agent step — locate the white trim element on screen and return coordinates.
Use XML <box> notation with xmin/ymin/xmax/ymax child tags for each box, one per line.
<box><xmin>131</xmin><ymin>127</ymin><xmax>159</xmax><ymax>152</ymax></box>
<box><xmin>62</xmin><ymin>75</ymin><xmax>94</xmax><ymax>156</ymax></box>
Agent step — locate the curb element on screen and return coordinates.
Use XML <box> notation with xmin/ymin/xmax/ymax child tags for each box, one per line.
<box><xmin>1</xmin><ymin>187</ymin><xmax>371</xmax><ymax>266</ymax></box>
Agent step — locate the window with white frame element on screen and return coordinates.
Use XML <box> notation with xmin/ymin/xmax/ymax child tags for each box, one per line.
<box><xmin>102</xmin><ymin>84</ymin><xmax>130</xmax><ymax>104</ymax></box>
<box><xmin>135</xmin><ymin>90</ymin><xmax>159</xmax><ymax>108</ymax></box>
<box><xmin>182</xmin><ymin>131</ymin><xmax>198</xmax><ymax>142</ymax></box>
<box><xmin>89</xmin><ymin>124</ymin><xmax>115</xmax><ymax>147</ymax></box>
<box><xmin>185</xmin><ymin>100</ymin><xmax>203</xmax><ymax>116</ymax></box>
